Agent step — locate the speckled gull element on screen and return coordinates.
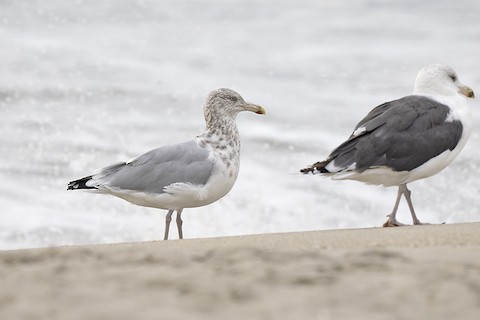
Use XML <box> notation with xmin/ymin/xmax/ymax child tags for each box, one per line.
<box><xmin>68</xmin><ymin>88</ymin><xmax>265</xmax><ymax>240</ymax></box>
<box><xmin>301</xmin><ymin>64</ymin><xmax>475</xmax><ymax>227</ymax></box>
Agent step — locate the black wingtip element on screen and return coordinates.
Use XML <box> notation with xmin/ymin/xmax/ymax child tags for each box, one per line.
<box><xmin>67</xmin><ymin>176</ymin><xmax>96</xmax><ymax>190</ymax></box>
<box><xmin>300</xmin><ymin>161</ymin><xmax>330</xmax><ymax>174</ymax></box>
<box><xmin>300</xmin><ymin>166</ymin><xmax>315</xmax><ymax>174</ymax></box>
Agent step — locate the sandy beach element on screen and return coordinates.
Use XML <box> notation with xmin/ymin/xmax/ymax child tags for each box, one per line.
<box><xmin>1</xmin><ymin>223</ymin><xmax>479</xmax><ymax>320</ymax></box>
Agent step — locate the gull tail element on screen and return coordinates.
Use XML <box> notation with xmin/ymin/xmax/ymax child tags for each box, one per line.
<box><xmin>300</xmin><ymin>160</ymin><xmax>330</xmax><ymax>174</ymax></box>
<box><xmin>67</xmin><ymin>176</ymin><xmax>97</xmax><ymax>190</ymax></box>
<box><xmin>67</xmin><ymin>162</ymin><xmax>126</xmax><ymax>191</ymax></box>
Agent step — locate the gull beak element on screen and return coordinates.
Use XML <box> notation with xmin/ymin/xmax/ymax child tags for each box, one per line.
<box><xmin>459</xmin><ymin>85</ymin><xmax>475</xmax><ymax>99</ymax></box>
<box><xmin>244</xmin><ymin>103</ymin><xmax>266</xmax><ymax>115</ymax></box>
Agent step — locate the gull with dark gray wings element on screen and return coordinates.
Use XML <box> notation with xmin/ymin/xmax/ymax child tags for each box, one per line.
<box><xmin>68</xmin><ymin>88</ymin><xmax>265</xmax><ymax>240</ymax></box>
<box><xmin>301</xmin><ymin>64</ymin><xmax>475</xmax><ymax>227</ymax></box>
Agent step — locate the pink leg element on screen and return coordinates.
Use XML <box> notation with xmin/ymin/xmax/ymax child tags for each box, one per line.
<box><xmin>176</xmin><ymin>209</ymin><xmax>184</xmax><ymax>239</ymax></box>
<box><xmin>164</xmin><ymin>210</ymin><xmax>174</xmax><ymax>240</ymax></box>
<box><xmin>383</xmin><ymin>184</ymin><xmax>407</xmax><ymax>227</ymax></box>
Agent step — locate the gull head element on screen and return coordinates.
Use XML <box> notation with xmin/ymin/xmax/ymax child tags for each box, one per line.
<box><xmin>413</xmin><ymin>64</ymin><xmax>474</xmax><ymax>99</ymax></box>
<box><xmin>204</xmin><ymin>88</ymin><xmax>265</xmax><ymax>125</ymax></box>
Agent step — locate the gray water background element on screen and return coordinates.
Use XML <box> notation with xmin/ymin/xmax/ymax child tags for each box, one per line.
<box><xmin>1</xmin><ymin>0</ymin><xmax>479</xmax><ymax>249</ymax></box>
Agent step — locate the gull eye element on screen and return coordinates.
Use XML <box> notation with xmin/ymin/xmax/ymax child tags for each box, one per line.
<box><xmin>227</xmin><ymin>96</ymin><xmax>238</xmax><ymax>102</ymax></box>
<box><xmin>449</xmin><ymin>74</ymin><xmax>457</xmax><ymax>81</ymax></box>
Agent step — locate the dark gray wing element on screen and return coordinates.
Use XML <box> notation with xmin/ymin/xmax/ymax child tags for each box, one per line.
<box><xmin>91</xmin><ymin>140</ymin><xmax>214</xmax><ymax>194</ymax></box>
<box><xmin>327</xmin><ymin>95</ymin><xmax>463</xmax><ymax>172</ymax></box>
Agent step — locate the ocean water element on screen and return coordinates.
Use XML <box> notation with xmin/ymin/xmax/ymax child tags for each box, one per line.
<box><xmin>1</xmin><ymin>0</ymin><xmax>479</xmax><ymax>250</ymax></box>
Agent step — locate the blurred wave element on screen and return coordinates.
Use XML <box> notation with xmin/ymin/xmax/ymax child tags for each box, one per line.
<box><xmin>1</xmin><ymin>0</ymin><xmax>480</xmax><ymax>249</ymax></box>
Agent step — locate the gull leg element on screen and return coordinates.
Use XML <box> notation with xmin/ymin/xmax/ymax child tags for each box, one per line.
<box><xmin>176</xmin><ymin>209</ymin><xmax>184</xmax><ymax>240</ymax></box>
<box><xmin>402</xmin><ymin>184</ymin><xmax>430</xmax><ymax>225</ymax></box>
<box><xmin>164</xmin><ymin>210</ymin><xmax>174</xmax><ymax>240</ymax></box>
<box><xmin>383</xmin><ymin>184</ymin><xmax>407</xmax><ymax>227</ymax></box>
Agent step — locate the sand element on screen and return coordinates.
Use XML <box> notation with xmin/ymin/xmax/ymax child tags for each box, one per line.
<box><xmin>1</xmin><ymin>223</ymin><xmax>480</xmax><ymax>320</ymax></box>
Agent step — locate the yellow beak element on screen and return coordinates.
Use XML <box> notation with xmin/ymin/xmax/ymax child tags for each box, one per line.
<box><xmin>244</xmin><ymin>103</ymin><xmax>266</xmax><ymax>115</ymax></box>
<box><xmin>459</xmin><ymin>85</ymin><xmax>475</xmax><ymax>98</ymax></box>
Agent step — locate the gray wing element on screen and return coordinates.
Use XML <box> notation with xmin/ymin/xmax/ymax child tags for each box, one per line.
<box><xmin>327</xmin><ymin>95</ymin><xmax>463</xmax><ymax>172</ymax></box>
<box><xmin>90</xmin><ymin>140</ymin><xmax>215</xmax><ymax>194</ymax></box>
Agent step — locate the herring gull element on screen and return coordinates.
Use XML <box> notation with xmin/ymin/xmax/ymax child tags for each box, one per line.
<box><xmin>68</xmin><ymin>88</ymin><xmax>265</xmax><ymax>240</ymax></box>
<box><xmin>301</xmin><ymin>64</ymin><xmax>475</xmax><ymax>227</ymax></box>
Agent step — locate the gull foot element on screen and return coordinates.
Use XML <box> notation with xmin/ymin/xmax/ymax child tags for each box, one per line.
<box><xmin>382</xmin><ymin>215</ymin><xmax>408</xmax><ymax>227</ymax></box>
<box><xmin>413</xmin><ymin>221</ymin><xmax>446</xmax><ymax>226</ymax></box>
<box><xmin>382</xmin><ymin>220</ymin><xmax>407</xmax><ymax>227</ymax></box>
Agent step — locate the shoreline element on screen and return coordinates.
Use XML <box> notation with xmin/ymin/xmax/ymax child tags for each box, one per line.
<box><xmin>6</xmin><ymin>221</ymin><xmax>480</xmax><ymax>253</ymax></box>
